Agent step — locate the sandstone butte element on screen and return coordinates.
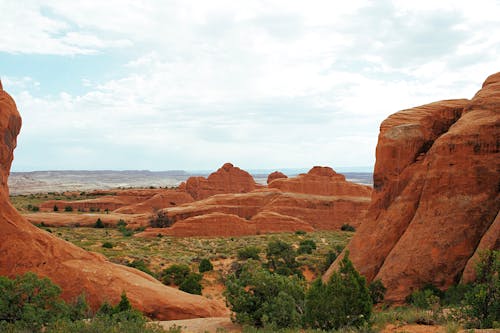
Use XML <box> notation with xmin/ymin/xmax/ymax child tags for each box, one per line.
<box><xmin>0</xmin><ymin>81</ymin><xmax>226</xmax><ymax>320</ymax></box>
<box><xmin>137</xmin><ymin>166</ymin><xmax>372</xmax><ymax>238</ymax></box>
<box><xmin>267</xmin><ymin>170</ymin><xmax>287</xmax><ymax>184</ymax></box>
<box><xmin>178</xmin><ymin>162</ymin><xmax>261</xmax><ymax>200</ymax></box>
<box><xmin>325</xmin><ymin>72</ymin><xmax>500</xmax><ymax>303</ymax></box>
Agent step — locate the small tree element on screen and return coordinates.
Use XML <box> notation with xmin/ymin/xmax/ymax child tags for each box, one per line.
<box><xmin>199</xmin><ymin>258</ymin><xmax>213</xmax><ymax>273</ymax></box>
<box><xmin>297</xmin><ymin>239</ymin><xmax>317</xmax><ymax>254</ymax></box>
<box><xmin>149</xmin><ymin>211</ymin><xmax>173</xmax><ymax>228</ymax></box>
<box><xmin>94</xmin><ymin>218</ymin><xmax>105</xmax><ymax>228</ymax></box>
<box><xmin>64</xmin><ymin>206</ymin><xmax>73</xmax><ymax>212</ymax></box>
<box><xmin>304</xmin><ymin>252</ymin><xmax>372</xmax><ymax>330</ymax></box>
<box><xmin>462</xmin><ymin>250</ymin><xmax>499</xmax><ymax>328</ymax></box>
<box><xmin>179</xmin><ymin>273</ymin><xmax>203</xmax><ymax>295</ymax></box>
<box><xmin>53</xmin><ymin>205</ymin><xmax>59</xmax><ymax>212</ymax></box>
<box><xmin>266</xmin><ymin>240</ymin><xmax>300</xmax><ymax>276</ymax></box>
<box><xmin>161</xmin><ymin>264</ymin><xmax>191</xmax><ymax>285</ymax></box>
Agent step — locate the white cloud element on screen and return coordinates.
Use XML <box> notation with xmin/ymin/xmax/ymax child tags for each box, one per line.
<box><xmin>4</xmin><ymin>0</ymin><xmax>500</xmax><ymax>170</ymax></box>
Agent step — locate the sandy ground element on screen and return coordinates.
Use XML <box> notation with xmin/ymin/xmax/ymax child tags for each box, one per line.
<box><xmin>157</xmin><ymin>317</ymin><xmax>240</xmax><ymax>333</ymax></box>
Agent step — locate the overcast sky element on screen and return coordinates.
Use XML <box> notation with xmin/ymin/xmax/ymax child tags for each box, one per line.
<box><xmin>1</xmin><ymin>0</ymin><xmax>499</xmax><ymax>172</ymax></box>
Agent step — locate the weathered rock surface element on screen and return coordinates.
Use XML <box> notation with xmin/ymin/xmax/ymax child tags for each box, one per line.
<box><xmin>267</xmin><ymin>171</ymin><xmax>287</xmax><ymax>184</ymax></box>
<box><xmin>269</xmin><ymin>166</ymin><xmax>372</xmax><ymax>197</ymax></box>
<box><xmin>0</xmin><ymin>82</ymin><xmax>226</xmax><ymax>320</ymax></box>
<box><xmin>325</xmin><ymin>72</ymin><xmax>500</xmax><ymax>302</ymax></box>
<box><xmin>137</xmin><ymin>171</ymin><xmax>371</xmax><ymax>238</ymax></box>
<box><xmin>181</xmin><ymin>163</ymin><xmax>259</xmax><ymax>200</ymax></box>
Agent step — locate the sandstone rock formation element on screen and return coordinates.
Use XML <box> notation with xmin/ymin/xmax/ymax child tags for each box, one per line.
<box><xmin>267</xmin><ymin>171</ymin><xmax>287</xmax><ymax>184</ymax></box>
<box><xmin>136</xmin><ymin>167</ymin><xmax>372</xmax><ymax>238</ymax></box>
<box><xmin>180</xmin><ymin>163</ymin><xmax>259</xmax><ymax>200</ymax></box>
<box><xmin>325</xmin><ymin>72</ymin><xmax>500</xmax><ymax>302</ymax></box>
<box><xmin>269</xmin><ymin>166</ymin><xmax>372</xmax><ymax>197</ymax></box>
<box><xmin>0</xmin><ymin>82</ymin><xmax>226</xmax><ymax>320</ymax></box>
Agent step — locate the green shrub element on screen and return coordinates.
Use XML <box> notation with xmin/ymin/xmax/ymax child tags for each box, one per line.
<box><xmin>461</xmin><ymin>250</ymin><xmax>499</xmax><ymax>328</ymax></box>
<box><xmin>225</xmin><ymin>260</ymin><xmax>305</xmax><ymax>329</ymax></box>
<box><xmin>64</xmin><ymin>206</ymin><xmax>73</xmax><ymax>212</ymax></box>
<box><xmin>295</xmin><ymin>230</ymin><xmax>306</xmax><ymax>235</ymax></box>
<box><xmin>102</xmin><ymin>242</ymin><xmax>114</xmax><ymax>249</ymax></box>
<box><xmin>266</xmin><ymin>240</ymin><xmax>300</xmax><ymax>276</ymax></box>
<box><xmin>161</xmin><ymin>264</ymin><xmax>191</xmax><ymax>285</ymax></box>
<box><xmin>94</xmin><ymin>218</ymin><xmax>105</xmax><ymax>228</ymax></box>
<box><xmin>150</xmin><ymin>211</ymin><xmax>173</xmax><ymax>228</ymax></box>
<box><xmin>406</xmin><ymin>284</ymin><xmax>443</xmax><ymax>309</ymax></box>
<box><xmin>199</xmin><ymin>258</ymin><xmax>213</xmax><ymax>273</ymax></box>
<box><xmin>297</xmin><ymin>239</ymin><xmax>317</xmax><ymax>254</ymax></box>
<box><xmin>341</xmin><ymin>224</ymin><xmax>356</xmax><ymax>232</ymax></box>
<box><xmin>117</xmin><ymin>219</ymin><xmax>127</xmax><ymax>227</ymax></box>
<box><xmin>369</xmin><ymin>279</ymin><xmax>387</xmax><ymax>304</ymax></box>
<box><xmin>53</xmin><ymin>205</ymin><xmax>59</xmax><ymax>212</ymax></box>
<box><xmin>0</xmin><ymin>272</ymin><xmax>68</xmax><ymax>331</ymax></box>
<box><xmin>304</xmin><ymin>252</ymin><xmax>372</xmax><ymax>330</ymax></box>
<box><xmin>322</xmin><ymin>245</ymin><xmax>344</xmax><ymax>272</ymax></box>
<box><xmin>126</xmin><ymin>260</ymin><xmax>155</xmax><ymax>277</ymax></box>
<box><xmin>27</xmin><ymin>204</ymin><xmax>40</xmax><ymax>212</ymax></box>
<box><xmin>179</xmin><ymin>273</ymin><xmax>203</xmax><ymax>295</ymax></box>
<box><xmin>238</xmin><ymin>246</ymin><xmax>260</xmax><ymax>260</ymax></box>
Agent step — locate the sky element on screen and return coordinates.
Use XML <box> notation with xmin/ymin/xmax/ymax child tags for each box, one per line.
<box><xmin>1</xmin><ymin>0</ymin><xmax>499</xmax><ymax>172</ymax></box>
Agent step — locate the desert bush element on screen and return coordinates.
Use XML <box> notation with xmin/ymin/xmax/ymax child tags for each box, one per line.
<box><xmin>179</xmin><ymin>273</ymin><xmax>203</xmax><ymax>295</ymax></box>
<box><xmin>369</xmin><ymin>279</ymin><xmax>387</xmax><ymax>304</ymax></box>
<box><xmin>199</xmin><ymin>258</ymin><xmax>213</xmax><ymax>273</ymax></box>
<box><xmin>94</xmin><ymin>218</ymin><xmax>105</xmax><ymax>228</ymax></box>
<box><xmin>266</xmin><ymin>240</ymin><xmax>300</xmax><ymax>276</ymax></box>
<box><xmin>64</xmin><ymin>206</ymin><xmax>73</xmax><ymax>212</ymax></box>
<box><xmin>126</xmin><ymin>259</ymin><xmax>155</xmax><ymax>277</ymax></box>
<box><xmin>461</xmin><ymin>250</ymin><xmax>499</xmax><ymax>328</ymax></box>
<box><xmin>341</xmin><ymin>224</ymin><xmax>356</xmax><ymax>232</ymax></box>
<box><xmin>406</xmin><ymin>284</ymin><xmax>443</xmax><ymax>309</ymax></box>
<box><xmin>0</xmin><ymin>273</ymin><xmax>91</xmax><ymax>332</ymax></box>
<box><xmin>295</xmin><ymin>230</ymin><xmax>307</xmax><ymax>235</ymax></box>
<box><xmin>102</xmin><ymin>242</ymin><xmax>113</xmax><ymax>249</ymax></box>
<box><xmin>26</xmin><ymin>204</ymin><xmax>40</xmax><ymax>212</ymax></box>
<box><xmin>225</xmin><ymin>260</ymin><xmax>305</xmax><ymax>329</ymax></box>
<box><xmin>238</xmin><ymin>246</ymin><xmax>261</xmax><ymax>260</ymax></box>
<box><xmin>161</xmin><ymin>264</ymin><xmax>191</xmax><ymax>285</ymax></box>
<box><xmin>53</xmin><ymin>205</ymin><xmax>59</xmax><ymax>212</ymax></box>
<box><xmin>322</xmin><ymin>245</ymin><xmax>345</xmax><ymax>272</ymax></box>
<box><xmin>297</xmin><ymin>239</ymin><xmax>317</xmax><ymax>254</ymax></box>
<box><xmin>304</xmin><ymin>252</ymin><xmax>372</xmax><ymax>330</ymax></box>
<box><xmin>149</xmin><ymin>211</ymin><xmax>173</xmax><ymax>228</ymax></box>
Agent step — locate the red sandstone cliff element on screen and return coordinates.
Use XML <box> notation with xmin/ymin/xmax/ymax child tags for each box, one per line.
<box><xmin>325</xmin><ymin>72</ymin><xmax>500</xmax><ymax>302</ymax></box>
<box><xmin>0</xmin><ymin>82</ymin><xmax>226</xmax><ymax>320</ymax></box>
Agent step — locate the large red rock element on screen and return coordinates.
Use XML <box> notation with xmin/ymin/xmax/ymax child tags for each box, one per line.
<box><xmin>267</xmin><ymin>171</ymin><xmax>287</xmax><ymax>184</ymax></box>
<box><xmin>325</xmin><ymin>73</ymin><xmax>500</xmax><ymax>302</ymax></box>
<box><xmin>181</xmin><ymin>163</ymin><xmax>259</xmax><ymax>200</ymax></box>
<box><xmin>0</xmin><ymin>82</ymin><xmax>226</xmax><ymax>320</ymax></box>
<box><xmin>269</xmin><ymin>166</ymin><xmax>372</xmax><ymax>197</ymax></box>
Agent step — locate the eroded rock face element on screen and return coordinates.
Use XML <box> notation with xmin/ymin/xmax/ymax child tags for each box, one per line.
<box><xmin>269</xmin><ymin>166</ymin><xmax>372</xmax><ymax>197</ymax></box>
<box><xmin>325</xmin><ymin>72</ymin><xmax>500</xmax><ymax>302</ymax></box>
<box><xmin>267</xmin><ymin>171</ymin><xmax>287</xmax><ymax>184</ymax></box>
<box><xmin>182</xmin><ymin>163</ymin><xmax>258</xmax><ymax>200</ymax></box>
<box><xmin>0</xmin><ymin>83</ymin><xmax>226</xmax><ymax>320</ymax></box>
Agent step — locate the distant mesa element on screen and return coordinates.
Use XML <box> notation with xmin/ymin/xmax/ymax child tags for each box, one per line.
<box><xmin>0</xmin><ymin>83</ymin><xmax>226</xmax><ymax>320</ymax></box>
<box><xmin>325</xmin><ymin>71</ymin><xmax>500</xmax><ymax>303</ymax></box>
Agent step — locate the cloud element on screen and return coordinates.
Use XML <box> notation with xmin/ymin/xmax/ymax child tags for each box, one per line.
<box><xmin>3</xmin><ymin>1</ymin><xmax>500</xmax><ymax>171</ymax></box>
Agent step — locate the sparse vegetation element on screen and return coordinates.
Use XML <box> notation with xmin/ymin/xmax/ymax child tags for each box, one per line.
<box><xmin>94</xmin><ymin>218</ymin><xmax>105</xmax><ymax>228</ymax></box>
<box><xmin>102</xmin><ymin>241</ymin><xmax>114</xmax><ymax>249</ymax></box>
<box><xmin>199</xmin><ymin>258</ymin><xmax>213</xmax><ymax>273</ymax></box>
<box><xmin>149</xmin><ymin>211</ymin><xmax>173</xmax><ymax>228</ymax></box>
<box><xmin>64</xmin><ymin>205</ymin><xmax>73</xmax><ymax>212</ymax></box>
<box><xmin>238</xmin><ymin>246</ymin><xmax>261</xmax><ymax>260</ymax></box>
